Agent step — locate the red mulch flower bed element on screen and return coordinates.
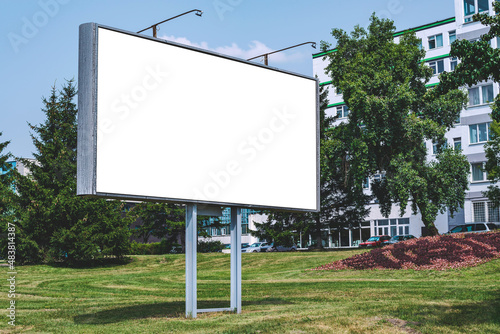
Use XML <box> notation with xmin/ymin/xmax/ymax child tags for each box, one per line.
<box><xmin>312</xmin><ymin>231</ymin><xmax>500</xmax><ymax>271</ymax></box>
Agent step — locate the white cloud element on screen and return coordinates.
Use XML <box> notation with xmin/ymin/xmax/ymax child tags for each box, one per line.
<box><xmin>159</xmin><ymin>35</ymin><xmax>305</xmax><ymax>64</ymax></box>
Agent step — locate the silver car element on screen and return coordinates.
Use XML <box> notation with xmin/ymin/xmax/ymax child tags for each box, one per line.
<box><xmin>266</xmin><ymin>243</ymin><xmax>297</xmax><ymax>252</ymax></box>
<box><xmin>242</xmin><ymin>242</ymin><xmax>269</xmax><ymax>253</ymax></box>
<box><xmin>447</xmin><ymin>223</ymin><xmax>499</xmax><ymax>234</ymax></box>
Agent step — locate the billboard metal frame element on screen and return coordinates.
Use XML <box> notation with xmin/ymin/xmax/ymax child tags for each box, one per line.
<box><xmin>77</xmin><ymin>22</ymin><xmax>320</xmax><ymax>213</ymax></box>
<box><xmin>78</xmin><ymin>22</ymin><xmax>319</xmax><ymax>318</ymax></box>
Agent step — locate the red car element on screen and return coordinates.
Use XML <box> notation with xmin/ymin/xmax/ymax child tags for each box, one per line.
<box><xmin>359</xmin><ymin>235</ymin><xmax>391</xmax><ymax>248</ymax></box>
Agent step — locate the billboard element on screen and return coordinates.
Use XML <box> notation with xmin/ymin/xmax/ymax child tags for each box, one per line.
<box><xmin>77</xmin><ymin>23</ymin><xmax>319</xmax><ymax>212</ymax></box>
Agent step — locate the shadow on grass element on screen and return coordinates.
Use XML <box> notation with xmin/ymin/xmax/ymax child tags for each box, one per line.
<box><xmin>73</xmin><ymin>298</ymin><xmax>291</xmax><ymax>324</ymax></box>
<box><xmin>398</xmin><ymin>290</ymin><xmax>500</xmax><ymax>329</ymax></box>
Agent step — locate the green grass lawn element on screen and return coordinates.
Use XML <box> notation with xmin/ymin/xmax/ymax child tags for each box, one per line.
<box><xmin>2</xmin><ymin>250</ymin><xmax>499</xmax><ymax>333</ymax></box>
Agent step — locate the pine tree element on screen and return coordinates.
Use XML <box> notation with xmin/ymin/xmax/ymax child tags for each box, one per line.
<box><xmin>130</xmin><ymin>202</ymin><xmax>185</xmax><ymax>247</ymax></box>
<box><xmin>0</xmin><ymin>133</ymin><xmax>17</xmax><ymax>259</ymax></box>
<box><xmin>15</xmin><ymin>81</ymin><xmax>132</xmax><ymax>264</ymax></box>
<box><xmin>0</xmin><ymin>132</ymin><xmax>13</xmax><ymax>217</ymax></box>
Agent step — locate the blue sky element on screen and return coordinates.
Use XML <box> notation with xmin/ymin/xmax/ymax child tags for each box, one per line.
<box><xmin>1</xmin><ymin>0</ymin><xmax>454</xmax><ymax>158</ymax></box>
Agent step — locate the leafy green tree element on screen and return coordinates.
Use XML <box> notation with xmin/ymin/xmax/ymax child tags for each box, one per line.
<box><xmin>14</xmin><ymin>81</ymin><xmax>132</xmax><ymax>264</ymax></box>
<box><xmin>322</xmin><ymin>14</ymin><xmax>470</xmax><ymax>235</ymax></box>
<box><xmin>438</xmin><ymin>2</ymin><xmax>500</xmax><ymax>206</ymax></box>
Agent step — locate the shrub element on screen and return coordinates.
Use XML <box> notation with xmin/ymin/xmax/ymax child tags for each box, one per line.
<box><xmin>312</xmin><ymin>231</ymin><xmax>500</xmax><ymax>271</ymax></box>
<box><xmin>129</xmin><ymin>240</ymin><xmax>183</xmax><ymax>255</ymax></box>
<box><xmin>198</xmin><ymin>240</ymin><xmax>223</xmax><ymax>253</ymax></box>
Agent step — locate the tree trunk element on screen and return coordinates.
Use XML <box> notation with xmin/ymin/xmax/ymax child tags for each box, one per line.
<box><xmin>414</xmin><ymin>194</ymin><xmax>440</xmax><ymax>236</ymax></box>
<box><xmin>423</xmin><ymin>221</ymin><xmax>440</xmax><ymax>236</ymax></box>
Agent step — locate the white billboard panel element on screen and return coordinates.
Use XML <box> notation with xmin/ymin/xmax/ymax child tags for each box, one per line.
<box><xmin>77</xmin><ymin>23</ymin><xmax>319</xmax><ymax>211</ymax></box>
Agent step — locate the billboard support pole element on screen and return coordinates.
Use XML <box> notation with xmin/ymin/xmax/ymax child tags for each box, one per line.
<box><xmin>230</xmin><ymin>207</ymin><xmax>242</xmax><ymax>313</ymax></box>
<box><xmin>185</xmin><ymin>205</ymin><xmax>242</xmax><ymax>318</ymax></box>
<box><xmin>185</xmin><ymin>203</ymin><xmax>197</xmax><ymax>318</ymax></box>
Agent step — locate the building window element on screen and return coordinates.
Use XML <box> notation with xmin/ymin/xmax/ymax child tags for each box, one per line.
<box><xmin>470</xmin><ymin>122</ymin><xmax>491</xmax><ymax>143</ymax></box>
<box><xmin>488</xmin><ymin>202</ymin><xmax>500</xmax><ymax>222</ymax></box>
<box><xmin>473</xmin><ymin>202</ymin><xmax>486</xmax><ymax>221</ymax></box>
<box><xmin>336</xmin><ymin>105</ymin><xmax>349</xmax><ymax>118</ymax></box>
<box><xmin>471</xmin><ymin>162</ymin><xmax>486</xmax><ymax>181</ymax></box>
<box><xmin>454</xmin><ymin>137</ymin><xmax>462</xmax><ymax>150</ymax></box>
<box><xmin>428</xmin><ymin>34</ymin><xmax>443</xmax><ymax>49</ymax></box>
<box><xmin>449</xmin><ymin>30</ymin><xmax>457</xmax><ymax>44</ymax></box>
<box><xmin>468</xmin><ymin>84</ymin><xmax>494</xmax><ymax>106</ymax></box>
<box><xmin>450</xmin><ymin>57</ymin><xmax>458</xmax><ymax>71</ymax></box>
<box><xmin>376</xmin><ymin>218</ymin><xmax>409</xmax><ymax>236</ymax></box>
<box><xmin>378</xmin><ymin>220</ymin><xmax>389</xmax><ymax>226</ymax></box>
<box><xmin>473</xmin><ymin>202</ymin><xmax>500</xmax><ymax>222</ymax></box>
<box><xmin>432</xmin><ymin>141</ymin><xmax>445</xmax><ymax>154</ymax></box>
<box><xmin>372</xmin><ymin>173</ymin><xmax>385</xmax><ymax>183</ymax></box>
<box><xmin>335</xmin><ymin>87</ymin><xmax>343</xmax><ymax>96</ymax></box>
<box><xmin>468</xmin><ymin>87</ymin><xmax>480</xmax><ymax>105</ymax></box>
<box><xmin>482</xmin><ymin>84</ymin><xmax>494</xmax><ymax>103</ymax></box>
<box><xmin>464</xmin><ymin>0</ymin><xmax>490</xmax><ymax>22</ymax></box>
<box><xmin>429</xmin><ymin>59</ymin><xmax>444</xmax><ymax>75</ymax></box>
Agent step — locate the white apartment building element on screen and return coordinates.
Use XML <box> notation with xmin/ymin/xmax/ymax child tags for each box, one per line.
<box><xmin>311</xmin><ymin>0</ymin><xmax>500</xmax><ymax>247</ymax></box>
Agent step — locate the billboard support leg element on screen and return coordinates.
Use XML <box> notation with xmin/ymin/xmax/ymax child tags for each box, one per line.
<box><xmin>185</xmin><ymin>203</ymin><xmax>197</xmax><ymax>318</ymax></box>
<box><xmin>230</xmin><ymin>207</ymin><xmax>242</xmax><ymax>314</ymax></box>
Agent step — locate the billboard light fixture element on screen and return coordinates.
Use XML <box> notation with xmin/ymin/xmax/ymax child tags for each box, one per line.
<box><xmin>137</xmin><ymin>9</ymin><xmax>203</xmax><ymax>38</ymax></box>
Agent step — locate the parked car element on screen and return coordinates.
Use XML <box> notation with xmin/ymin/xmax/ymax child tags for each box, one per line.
<box><xmin>259</xmin><ymin>243</ymin><xmax>273</xmax><ymax>252</ymax></box>
<box><xmin>242</xmin><ymin>242</ymin><xmax>270</xmax><ymax>253</ymax></box>
<box><xmin>266</xmin><ymin>243</ymin><xmax>297</xmax><ymax>252</ymax></box>
<box><xmin>446</xmin><ymin>223</ymin><xmax>499</xmax><ymax>234</ymax></box>
<box><xmin>382</xmin><ymin>234</ymin><xmax>415</xmax><ymax>246</ymax></box>
<box><xmin>359</xmin><ymin>235</ymin><xmax>391</xmax><ymax>248</ymax></box>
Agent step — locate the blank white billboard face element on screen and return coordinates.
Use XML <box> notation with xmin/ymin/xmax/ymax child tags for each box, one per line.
<box><xmin>78</xmin><ymin>24</ymin><xmax>319</xmax><ymax>211</ymax></box>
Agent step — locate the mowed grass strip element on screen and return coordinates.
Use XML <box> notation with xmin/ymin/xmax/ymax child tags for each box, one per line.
<box><xmin>2</xmin><ymin>250</ymin><xmax>499</xmax><ymax>333</ymax></box>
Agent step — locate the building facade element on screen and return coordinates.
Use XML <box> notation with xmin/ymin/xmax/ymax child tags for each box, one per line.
<box><xmin>311</xmin><ymin>0</ymin><xmax>500</xmax><ymax>246</ymax></box>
